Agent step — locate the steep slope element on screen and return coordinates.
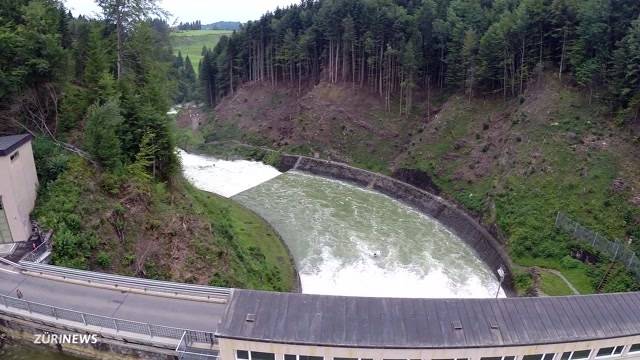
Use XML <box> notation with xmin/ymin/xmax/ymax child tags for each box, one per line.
<box><xmin>204</xmin><ymin>74</ymin><xmax>640</xmax><ymax>295</ymax></box>
<box><xmin>33</xmin><ymin>140</ymin><xmax>296</xmax><ymax>291</ymax></box>
<box><xmin>214</xmin><ymin>82</ymin><xmax>424</xmax><ymax>172</ymax></box>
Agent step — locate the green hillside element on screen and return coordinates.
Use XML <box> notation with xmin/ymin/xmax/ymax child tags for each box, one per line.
<box><xmin>170</xmin><ymin>30</ymin><xmax>231</xmax><ymax>71</ymax></box>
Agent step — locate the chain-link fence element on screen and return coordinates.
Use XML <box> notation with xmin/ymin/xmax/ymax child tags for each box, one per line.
<box><xmin>555</xmin><ymin>212</ymin><xmax>640</xmax><ymax>281</ymax></box>
<box><xmin>0</xmin><ymin>293</ymin><xmax>216</xmax><ymax>346</ymax></box>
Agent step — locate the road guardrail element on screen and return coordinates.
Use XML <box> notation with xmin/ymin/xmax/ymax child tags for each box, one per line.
<box><xmin>0</xmin><ymin>293</ymin><xmax>217</xmax><ymax>346</ymax></box>
<box><xmin>18</xmin><ymin>262</ymin><xmax>232</xmax><ymax>301</ymax></box>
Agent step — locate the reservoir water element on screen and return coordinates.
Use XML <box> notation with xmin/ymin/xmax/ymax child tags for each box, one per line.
<box><xmin>181</xmin><ymin>151</ymin><xmax>503</xmax><ymax>298</ymax></box>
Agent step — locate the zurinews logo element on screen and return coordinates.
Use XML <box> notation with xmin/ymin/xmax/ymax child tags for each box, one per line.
<box><xmin>34</xmin><ymin>333</ymin><xmax>98</xmax><ymax>344</ymax></box>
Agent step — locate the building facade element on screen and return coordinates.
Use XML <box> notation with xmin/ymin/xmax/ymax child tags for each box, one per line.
<box><xmin>0</xmin><ymin>134</ymin><xmax>38</xmax><ymax>244</ymax></box>
<box><xmin>216</xmin><ymin>290</ymin><xmax>640</xmax><ymax>360</ymax></box>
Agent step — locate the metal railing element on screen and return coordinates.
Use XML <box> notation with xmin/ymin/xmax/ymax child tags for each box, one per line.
<box><xmin>19</xmin><ymin>262</ymin><xmax>232</xmax><ymax>301</ymax></box>
<box><xmin>177</xmin><ymin>331</ymin><xmax>219</xmax><ymax>359</ymax></box>
<box><xmin>555</xmin><ymin>212</ymin><xmax>640</xmax><ymax>281</ymax></box>
<box><xmin>21</xmin><ymin>238</ymin><xmax>52</xmax><ymax>263</ymax></box>
<box><xmin>0</xmin><ymin>293</ymin><xmax>217</xmax><ymax>345</ymax></box>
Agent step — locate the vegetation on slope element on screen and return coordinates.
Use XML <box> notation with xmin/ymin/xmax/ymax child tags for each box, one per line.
<box><xmin>33</xmin><ymin>138</ymin><xmax>295</xmax><ymax>290</ymax></box>
<box><xmin>181</xmin><ymin>0</ymin><xmax>640</xmax><ymax>296</ymax></box>
<box><xmin>199</xmin><ymin>71</ymin><xmax>640</xmax><ymax>295</ymax></box>
<box><xmin>1</xmin><ymin>0</ymin><xmax>295</xmax><ymax>291</ymax></box>
<box><xmin>170</xmin><ymin>30</ymin><xmax>231</xmax><ymax>72</ymax></box>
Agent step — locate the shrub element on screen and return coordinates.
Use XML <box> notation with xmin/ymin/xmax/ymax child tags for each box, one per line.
<box><xmin>85</xmin><ymin>100</ymin><xmax>124</xmax><ymax>171</ymax></box>
<box><xmin>97</xmin><ymin>251</ymin><xmax>112</xmax><ymax>268</ymax></box>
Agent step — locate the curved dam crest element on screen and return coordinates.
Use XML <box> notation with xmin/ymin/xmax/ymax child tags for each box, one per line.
<box><xmin>179</xmin><ymin>150</ymin><xmax>509</xmax><ymax>298</ymax></box>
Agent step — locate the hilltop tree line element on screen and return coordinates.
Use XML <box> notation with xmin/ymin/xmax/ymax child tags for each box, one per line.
<box><xmin>176</xmin><ymin>20</ymin><xmax>202</xmax><ymax>31</ymax></box>
<box><xmin>195</xmin><ymin>0</ymin><xmax>640</xmax><ymax>123</ymax></box>
<box><xmin>0</xmin><ymin>0</ymin><xmax>177</xmax><ymax>180</ymax></box>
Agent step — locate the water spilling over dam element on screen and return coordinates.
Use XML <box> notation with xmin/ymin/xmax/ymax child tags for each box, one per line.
<box><xmin>179</xmin><ymin>151</ymin><xmax>503</xmax><ymax>298</ymax></box>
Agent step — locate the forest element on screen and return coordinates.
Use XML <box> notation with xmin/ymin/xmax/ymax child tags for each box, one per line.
<box><xmin>0</xmin><ymin>0</ymin><xmax>295</xmax><ymax>290</ymax></box>
<box><xmin>194</xmin><ymin>0</ymin><xmax>640</xmax><ymax>124</ymax></box>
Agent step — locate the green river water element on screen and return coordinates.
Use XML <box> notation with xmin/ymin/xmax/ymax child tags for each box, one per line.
<box><xmin>233</xmin><ymin>171</ymin><xmax>502</xmax><ymax>298</ymax></box>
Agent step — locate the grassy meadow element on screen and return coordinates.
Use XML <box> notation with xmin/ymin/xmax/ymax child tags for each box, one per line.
<box><xmin>171</xmin><ymin>30</ymin><xmax>232</xmax><ymax>72</ymax></box>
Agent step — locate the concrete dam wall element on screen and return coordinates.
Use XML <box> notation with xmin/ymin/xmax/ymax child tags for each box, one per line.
<box><xmin>278</xmin><ymin>154</ymin><xmax>515</xmax><ymax>295</ymax></box>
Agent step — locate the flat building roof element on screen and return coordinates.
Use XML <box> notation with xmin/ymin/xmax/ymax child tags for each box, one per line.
<box><xmin>217</xmin><ymin>289</ymin><xmax>640</xmax><ymax>349</ymax></box>
<box><xmin>0</xmin><ymin>134</ymin><xmax>32</xmax><ymax>156</ymax></box>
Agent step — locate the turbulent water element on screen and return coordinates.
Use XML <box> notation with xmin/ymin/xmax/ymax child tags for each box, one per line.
<box><xmin>179</xmin><ymin>149</ymin><xmax>281</xmax><ymax>197</ymax></box>
<box><xmin>180</xmin><ymin>151</ymin><xmax>503</xmax><ymax>298</ymax></box>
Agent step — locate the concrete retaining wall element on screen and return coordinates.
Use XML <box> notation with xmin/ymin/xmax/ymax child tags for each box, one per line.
<box><xmin>279</xmin><ymin>155</ymin><xmax>515</xmax><ymax>295</ymax></box>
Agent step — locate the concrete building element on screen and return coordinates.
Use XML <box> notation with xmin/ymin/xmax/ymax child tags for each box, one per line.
<box><xmin>0</xmin><ymin>134</ymin><xmax>38</xmax><ymax>245</ymax></box>
<box><xmin>217</xmin><ymin>290</ymin><xmax>640</xmax><ymax>360</ymax></box>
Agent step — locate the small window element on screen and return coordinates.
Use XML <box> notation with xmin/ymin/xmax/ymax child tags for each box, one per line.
<box><xmin>299</xmin><ymin>356</ymin><xmax>323</xmax><ymax>360</ymax></box>
<box><xmin>335</xmin><ymin>358</ymin><xmax>357</xmax><ymax>360</ymax></box>
<box><xmin>10</xmin><ymin>151</ymin><xmax>19</xmax><ymax>162</ymax></box>
<box><xmin>561</xmin><ymin>351</ymin><xmax>591</xmax><ymax>360</ymax></box>
<box><xmin>524</xmin><ymin>355</ymin><xmax>544</xmax><ymax>360</ymax></box>
<box><xmin>524</xmin><ymin>353</ymin><xmax>555</xmax><ymax>360</ymax></box>
<box><xmin>285</xmin><ymin>356</ymin><xmax>297</xmax><ymax>360</ymax></box>
<box><xmin>596</xmin><ymin>347</ymin><xmax>626</xmax><ymax>358</ymax></box>
<box><xmin>251</xmin><ymin>352</ymin><xmax>275</xmax><ymax>360</ymax></box>
<box><xmin>629</xmin><ymin>344</ymin><xmax>640</xmax><ymax>354</ymax></box>
<box><xmin>482</xmin><ymin>356</ymin><xmax>515</xmax><ymax>360</ymax></box>
<box><xmin>237</xmin><ymin>351</ymin><xmax>250</xmax><ymax>360</ymax></box>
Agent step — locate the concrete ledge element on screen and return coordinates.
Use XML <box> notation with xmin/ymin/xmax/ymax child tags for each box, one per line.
<box><xmin>22</xmin><ymin>271</ymin><xmax>228</xmax><ymax>304</ymax></box>
<box><xmin>279</xmin><ymin>155</ymin><xmax>515</xmax><ymax>295</ymax></box>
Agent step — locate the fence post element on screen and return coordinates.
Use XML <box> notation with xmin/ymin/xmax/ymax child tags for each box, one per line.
<box><xmin>613</xmin><ymin>243</ymin><xmax>620</xmax><ymax>261</ymax></box>
<box><xmin>593</xmin><ymin>233</ymin><xmax>598</xmax><ymax>246</ymax></box>
<box><xmin>26</xmin><ymin>302</ymin><xmax>31</xmax><ymax>313</ymax></box>
<box><xmin>3</xmin><ymin>296</ymin><xmax>7</xmax><ymax>308</ymax></box>
<box><xmin>147</xmin><ymin>324</ymin><xmax>153</xmax><ymax>337</ymax></box>
<box><xmin>52</xmin><ymin>307</ymin><xmax>58</xmax><ymax>319</ymax></box>
<box><xmin>113</xmin><ymin>319</ymin><xmax>119</xmax><ymax>332</ymax></box>
<box><xmin>81</xmin><ymin>313</ymin><xmax>87</xmax><ymax>326</ymax></box>
<box><xmin>555</xmin><ymin>212</ymin><xmax>560</xmax><ymax>227</ymax></box>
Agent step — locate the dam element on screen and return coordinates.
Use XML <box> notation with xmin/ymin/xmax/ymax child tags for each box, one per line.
<box><xmin>180</xmin><ymin>150</ymin><xmax>504</xmax><ymax>298</ymax></box>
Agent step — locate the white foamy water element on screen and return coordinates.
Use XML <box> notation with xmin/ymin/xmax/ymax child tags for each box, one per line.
<box><xmin>178</xmin><ymin>149</ymin><xmax>282</xmax><ymax>197</ymax></box>
<box><xmin>179</xmin><ymin>150</ymin><xmax>504</xmax><ymax>298</ymax></box>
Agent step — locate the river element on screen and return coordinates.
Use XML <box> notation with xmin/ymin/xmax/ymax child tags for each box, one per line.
<box><xmin>181</xmin><ymin>150</ymin><xmax>503</xmax><ymax>298</ymax></box>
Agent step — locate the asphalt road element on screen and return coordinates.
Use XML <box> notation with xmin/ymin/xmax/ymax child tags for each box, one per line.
<box><xmin>0</xmin><ymin>264</ymin><xmax>227</xmax><ymax>332</ymax></box>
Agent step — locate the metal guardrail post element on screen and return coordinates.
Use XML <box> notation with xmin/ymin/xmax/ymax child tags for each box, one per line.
<box><xmin>26</xmin><ymin>302</ymin><xmax>31</xmax><ymax>313</ymax></box>
<box><xmin>147</xmin><ymin>323</ymin><xmax>153</xmax><ymax>337</ymax></box>
<box><xmin>113</xmin><ymin>319</ymin><xmax>119</xmax><ymax>332</ymax></box>
<box><xmin>52</xmin><ymin>307</ymin><xmax>58</xmax><ymax>319</ymax></box>
<box><xmin>81</xmin><ymin>313</ymin><xmax>87</xmax><ymax>326</ymax></box>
